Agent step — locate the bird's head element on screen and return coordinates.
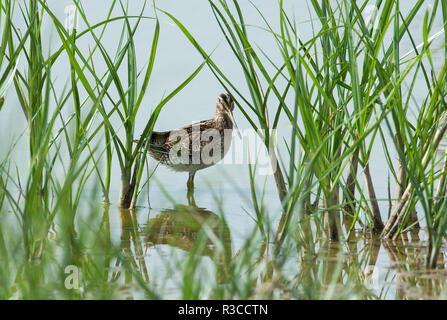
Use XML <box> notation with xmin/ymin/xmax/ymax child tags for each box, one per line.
<box><xmin>217</xmin><ymin>93</ymin><xmax>234</xmax><ymax>113</ymax></box>
<box><xmin>216</xmin><ymin>93</ymin><xmax>241</xmax><ymax>138</ymax></box>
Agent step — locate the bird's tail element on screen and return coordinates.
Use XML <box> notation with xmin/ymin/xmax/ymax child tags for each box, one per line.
<box><xmin>133</xmin><ymin>131</ymin><xmax>170</xmax><ymax>146</ymax></box>
<box><xmin>133</xmin><ymin>131</ymin><xmax>171</xmax><ymax>161</ymax></box>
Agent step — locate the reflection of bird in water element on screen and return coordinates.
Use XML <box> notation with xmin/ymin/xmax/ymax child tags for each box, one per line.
<box><xmin>134</xmin><ymin>93</ymin><xmax>240</xmax><ymax>205</ymax></box>
<box><xmin>144</xmin><ymin>204</ymin><xmax>232</xmax><ymax>283</ymax></box>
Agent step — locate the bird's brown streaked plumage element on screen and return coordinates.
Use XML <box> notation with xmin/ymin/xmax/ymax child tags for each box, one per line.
<box><xmin>134</xmin><ymin>93</ymin><xmax>239</xmax><ymax>204</ymax></box>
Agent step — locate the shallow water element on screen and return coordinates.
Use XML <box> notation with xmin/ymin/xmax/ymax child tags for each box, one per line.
<box><xmin>93</xmin><ymin>202</ymin><xmax>447</xmax><ymax>300</ymax></box>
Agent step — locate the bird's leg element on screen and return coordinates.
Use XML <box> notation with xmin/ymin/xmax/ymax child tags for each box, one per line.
<box><xmin>187</xmin><ymin>171</ymin><xmax>196</xmax><ymax>206</ymax></box>
<box><xmin>187</xmin><ymin>171</ymin><xmax>195</xmax><ymax>190</ymax></box>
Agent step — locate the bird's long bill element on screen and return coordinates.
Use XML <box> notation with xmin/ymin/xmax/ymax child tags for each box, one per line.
<box><xmin>229</xmin><ymin>111</ymin><xmax>242</xmax><ymax>139</ymax></box>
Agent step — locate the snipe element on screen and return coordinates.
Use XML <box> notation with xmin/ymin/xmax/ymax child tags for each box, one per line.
<box><xmin>134</xmin><ymin>93</ymin><xmax>240</xmax><ymax>204</ymax></box>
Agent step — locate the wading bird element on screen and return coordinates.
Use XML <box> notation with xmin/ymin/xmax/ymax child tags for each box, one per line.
<box><xmin>134</xmin><ymin>93</ymin><xmax>240</xmax><ymax>204</ymax></box>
